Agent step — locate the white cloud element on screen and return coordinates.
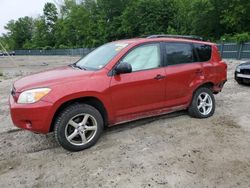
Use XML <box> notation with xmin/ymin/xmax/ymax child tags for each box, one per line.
<box><xmin>0</xmin><ymin>0</ymin><xmax>55</xmax><ymax>35</ymax></box>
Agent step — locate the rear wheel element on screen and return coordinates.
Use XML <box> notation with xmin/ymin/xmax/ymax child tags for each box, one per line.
<box><xmin>188</xmin><ymin>87</ymin><xmax>215</xmax><ymax>118</ymax></box>
<box><xmin>54</xmin><ymin>103</ymin><xmax>103</xmax><ymax>152</ymax></box>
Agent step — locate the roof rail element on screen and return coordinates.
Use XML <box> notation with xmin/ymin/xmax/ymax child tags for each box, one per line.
<box><xmin>146</xmin><ymin>34</ymin><xmax>205</xmax><ymax>41</ymax></box>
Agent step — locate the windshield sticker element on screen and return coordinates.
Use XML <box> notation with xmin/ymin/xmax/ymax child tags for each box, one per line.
<box><xmin>98</xmin><ymin>65</ymin><xmax>104</xmax><ymax>69</ymax></box>
<box><xmin>115</xmin><ymin>43</ymin><xmax>128</xmax><ymax>51</ymax></box>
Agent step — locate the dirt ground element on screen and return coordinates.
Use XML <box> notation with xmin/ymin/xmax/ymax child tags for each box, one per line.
<box><xmin>0</xmin><ymin>56</ymin><xmax>249</xmax><ymax>188</ymax></box>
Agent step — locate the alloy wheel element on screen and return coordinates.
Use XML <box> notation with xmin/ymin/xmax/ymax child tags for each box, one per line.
<box><xmin>197</xmin><ymin>92</ymin><xmax>213</xmax><ymax>116</ymax></box>
<box><xmin>65</xmin><ymin>113</ymin><xmax>98</xmax><ymax>146</ymax></box>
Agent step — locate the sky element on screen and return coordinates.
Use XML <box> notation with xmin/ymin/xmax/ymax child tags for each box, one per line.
<box><xmin>0</xmin><ymin>0</ymin><xmax>56</xmax><ymax>35</ymax></box>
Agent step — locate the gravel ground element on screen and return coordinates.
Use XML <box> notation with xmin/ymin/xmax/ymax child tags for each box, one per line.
<box><xmin>0</xmin><ymin>56</ymin><xmax>250</xmax><ymax>188</ymax></box>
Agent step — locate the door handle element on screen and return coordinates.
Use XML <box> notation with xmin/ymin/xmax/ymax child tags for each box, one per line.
<box><xmin>154</xmin><ymin>74</ymin><xmax>166</xmax><ymax>80</ymax></box>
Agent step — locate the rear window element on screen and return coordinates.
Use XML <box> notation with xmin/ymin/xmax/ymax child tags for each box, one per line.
<box><xmin>194</xmin><ymin>44</ymin><xmax>212</xmax><ymax>62</ymax></box>
<box><xmin>165</xmin><ymin>43</ymin><xmax>193</xmax><ymax>65</ymax></box>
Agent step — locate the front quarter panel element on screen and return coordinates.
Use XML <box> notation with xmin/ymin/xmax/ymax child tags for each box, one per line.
<box><xmin>41</xmin><ymin>69</ymin><xmax>113</xmax><ymax>129</ymax></box>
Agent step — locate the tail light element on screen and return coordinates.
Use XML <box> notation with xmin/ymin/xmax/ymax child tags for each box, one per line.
<box><xmin>212</xmin><ymin>45</ymin><xmax>222</xmax><ymax>62</ymax></box>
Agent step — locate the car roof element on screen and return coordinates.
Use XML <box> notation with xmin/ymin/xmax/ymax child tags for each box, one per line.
<box><xmin>112</xmin><ymin>37</ymin><xmax>215</xmax><ymax>46</ymax></box>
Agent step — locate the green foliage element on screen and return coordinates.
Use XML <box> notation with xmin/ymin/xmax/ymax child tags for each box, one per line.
<box><xmin>32</xmin><ymin>18</ymin><xmax>48</xmax><ymax>48</ymax></box>
<box><xmin>234</xmin><ymin>33</ymin><xmax>250</xmax><ymax>43</ymax></box>
<box><xmin>120</xmin><ymin>0</ymin><xmax>176</xmax><ymax>37</ymax></box>
<box><xmin>190</xmin><ymin>0</ymin><xmax>224</xmax><ymax>40</ymax></box>
<box><xmin>220</xmin><ymin>0</ymin><xmax>250</xmax><ymax>33</ymax></box>
<box><xmin>4</xmin><ymin>17</ymin><xmax>34</xmax><ymax>49</ymax></box>
<box><xmin>43</xmin><ymin>46</ymin><xmax>54</xmax><ymax>50</ymax></box>
<box><xmin>43</xmin><ymin>2</ymin><xmax>58</xmax><ymax>47</ymax></box>
<box><xmin>0</xmin><ymin>36</ymin><xmax>11</xmax><ymax>50</ymax></box>
<box><xmin>1</xmin><ymin>0</ymin><xmax>250</xmax><ymax>50</ymax></box>
<box><xmin>220</xmin><ymin>33</ymin><xmax>250</xmax><ymax>43</ymax></box>
<box><xmin>58</xmin><ymin>44</ymin><xmax>69</xmax><ymax>49</ymax></box>
<box><xmin>166</xmin><ymin>26</ymin><xmax>178</xmax><ymax>35</ymax></box>
<box><xmin>173</xmin><ymin>0</ymin><xmax>193</xmax><ymax>34</ymax></box>
<box><xmin>55</xmin><ymin>1</ymin><xmax>90</xmax><ymax>47</ymax></box>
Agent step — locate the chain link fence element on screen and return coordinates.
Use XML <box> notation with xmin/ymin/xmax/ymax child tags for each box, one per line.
<box><xmin>14</xmin><ymin>48</ymin><xmax>94</xmax><ymax>56</ymax></box>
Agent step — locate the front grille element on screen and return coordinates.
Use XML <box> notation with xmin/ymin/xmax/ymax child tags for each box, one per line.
<box><xmin>242</xmin><ymin>69</ymin><xmax>250</xmax><ymax>75</ymax></box>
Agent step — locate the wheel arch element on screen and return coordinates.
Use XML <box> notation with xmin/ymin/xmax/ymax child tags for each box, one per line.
<box><xmin>188</xmin><ymin>81</ymin><xmax>215</xmax><ymax>105</ymax></box>
<box><xmin>196</xmin><ymin>82</ymin><xmax>215</xmax><ymax>90</ymax></box>
<box><xmin>50</xmin><ymin>96</ymin><xmax>109</xmax><ymax>132</ymax></box>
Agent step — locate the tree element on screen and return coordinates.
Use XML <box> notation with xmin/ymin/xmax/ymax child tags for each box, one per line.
<box><xmin>43</xmin><ymin>2</ymin><xmax>58</xmax><ymax>47</ymax></box>
<box><xmin>189</xmin><ymin>0</ymin><xmax>224</xmax><ymax>40</ymax></box>
<box><xmin>32</xmin><ymin>17</ymin><xmax>48</xmax><ymax>48</ymax></box>
<box><xmin>220</xmin><ymin>0</ymin><xmax>250</xmax><ymax>33</ymax></box>
<box><xmin>120</xmin><ymin>0</ymin><xmax>177</xmax><ymax>37</ymax></box>
<box><xmin>55</xmin><ymin>0</ymin><xmax>91</xmax><ymax>47</ymax></box>
<box><xmin>173</xmin><ymin>0</ymin><xmax>193</xmax><ymax>34</ymax></box>
<box><xmin>4</xmin><ymin>17</ymin><xmax>34</xmax><ymax>49</ymax></box>
<box><xmin>1</xmin><ymin>0</ymin><xmax>250</xmax><ymax>49</ymax></box>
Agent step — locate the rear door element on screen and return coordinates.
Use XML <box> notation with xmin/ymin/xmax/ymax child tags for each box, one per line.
<box><xmin>163</xmin><ymin>42</ymin><xmax>204</xmax><ymax>107</ymax></box>
<box><xmin>193</xmin><ymin>43</ymin><xmax>214</xmax><ymax>80</ymax></box>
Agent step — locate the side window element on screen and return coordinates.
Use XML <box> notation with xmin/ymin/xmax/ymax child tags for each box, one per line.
<box><xmin>122</xmin><ymin>44</ymin><xmax>161</xmax><ymax>72</ymax></box>
<box><xmin>165</xmin><ymin>43</ymin><xmax>193</xmax><ymax>65</ymax></box>
<box><xmin>194</xmin><ymin>44</ymin><xmax>212</xmax><ymax>62</ymax></box>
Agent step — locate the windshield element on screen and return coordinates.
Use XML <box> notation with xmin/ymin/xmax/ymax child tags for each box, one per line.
<box><xmin>76</xmin><ymin>43</ymin><xmax>128</xmax><ymax>70</ymax></box>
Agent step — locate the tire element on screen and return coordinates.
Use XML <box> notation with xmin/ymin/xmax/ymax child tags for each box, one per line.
<box><xmin>54</xmin><ymin>103</ymin><xmax>104</xmax><ymax>152</ymax></box>
<box><xmin>236</xmin><ymin>78</ymin><xmax>243</xmax><ymax>85</ymax></box>
<box><xmin>188</xmin><ymin>87</ymin><xmax>215</xmax><ymax>118</ymax></box>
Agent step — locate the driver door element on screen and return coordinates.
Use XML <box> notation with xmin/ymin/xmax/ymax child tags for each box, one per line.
<box><xmin>109</xmin><ymin>43</ymin><xmax>166</xmax><ymax>122</ymax></box>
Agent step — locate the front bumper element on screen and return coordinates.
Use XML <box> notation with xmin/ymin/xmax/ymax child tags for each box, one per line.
<box><xmin>9</xmin><ymin>95</ymin><xmax>53</xmax><ymax>134</ymax></box>
<box><xmin>235</xmin><ymin>71</ymin><xmax>250</xmax><ymax>85</ymax></box>
<box><xmin>235</xmin><ymin>72</ymin><xmax>250</xmax><ymax>79</ymax></box>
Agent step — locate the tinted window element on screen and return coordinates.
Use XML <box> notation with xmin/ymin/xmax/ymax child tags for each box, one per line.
<box><xmin>165</xmin><ymin>43</ymin><xmax>193</xmax><ymax>65</ymax></box>
<box><xmin>122</xmin><ymin>44</ymin><xmax>161</xmax><ymax>72</ymax></box>
<box><xmin>194</xmin><ymin>44</ymin><xmax>212</xmax><ymax>62</ymax></box>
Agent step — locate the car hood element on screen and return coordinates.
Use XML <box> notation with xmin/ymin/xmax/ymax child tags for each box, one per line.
<box><xmin>238</xmin><ymin>62</ymin><xmax>250</xmax><ymax>69</ymax></box>
<box><xmin>14</xmin><ymin>66</ymin><xmax>94</xmax><ymax>92</ymax></box>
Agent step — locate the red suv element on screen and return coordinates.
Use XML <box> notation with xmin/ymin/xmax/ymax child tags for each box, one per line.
<box><xmin>9</xmin><ymin>35</ymin><xmax>227</xmax><ymax>151</ymax></box>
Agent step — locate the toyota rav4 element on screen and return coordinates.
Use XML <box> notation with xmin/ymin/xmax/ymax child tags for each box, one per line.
<box><xmin>9</xmin><ymin>35</ymin><xmax>227</xmax><ymax>151</ymax></box>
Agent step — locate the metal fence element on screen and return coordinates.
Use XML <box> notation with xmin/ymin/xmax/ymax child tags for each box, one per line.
<box><xmin>14</xmin><ymin>48</ymin><xmax>94</xmax><ymax>56</ymax></box>
<box><xmin>217</xmin><ymin>42</ymin><xmax>250</xmax><ymax>59</ymax></box>
<box><xmin>14</xmin><ymin>43</ymin><xmax>250</xmax><ymax>59</ymax></box>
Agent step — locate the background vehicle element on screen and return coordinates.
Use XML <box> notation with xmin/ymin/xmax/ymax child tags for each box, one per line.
<box><xmin>9</xmin><ymin>35</ymin><xmax>227</xmax><ymax>151</ymax></box>
<box><xmin>8</xmin><ymin>51</ymin><xmax>16</xmax><ymax>56</ymax></box>
<box><xmin>0</xmin><ymin>51</ymin><xmax>15</xmax><ymax>56</ymax></box>
<box><xmin>235</xmin><ymin>62</ymin><xmax>250</xmax><ymax>85</ymax></box>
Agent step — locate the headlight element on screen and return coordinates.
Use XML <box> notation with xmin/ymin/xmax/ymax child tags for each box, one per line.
<box><xmin>236</xmin><ymin>67</ymin><xmax>241</xmax><ymax>73</ymax></box>
<box><xmin>17</xmin><ymin>88</ymin><xmax>51</xmax><ymax>104</ymax></box>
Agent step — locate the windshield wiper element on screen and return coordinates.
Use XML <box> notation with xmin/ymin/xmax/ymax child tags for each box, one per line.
<box><xmin>70</xmin><ymin>64</ymin><xmax>86</xmax><ymax>70</ymax></box>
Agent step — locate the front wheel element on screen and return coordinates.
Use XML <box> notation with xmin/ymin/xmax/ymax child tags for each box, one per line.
<box><xmin>188</xmin><ymin>87</ymin><xmax>215</xmax><ymax>118</ymax></box>
<box><xmin>54</xmin><ymin>103</ymin><xmax>103</xmax><ymax>152</ymax></box>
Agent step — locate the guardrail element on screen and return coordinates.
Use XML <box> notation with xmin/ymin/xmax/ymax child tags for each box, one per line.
<box><xmin>14</xmin><ymin>43</ymin><xmax>250</xmax><ymax>59</ymax></box>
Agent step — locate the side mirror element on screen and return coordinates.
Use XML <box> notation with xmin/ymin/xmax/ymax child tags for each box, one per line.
<box><xmin>115</xmin><ymin>63</ymin><xmax>132</xmax><ymax>75</ymax></box>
